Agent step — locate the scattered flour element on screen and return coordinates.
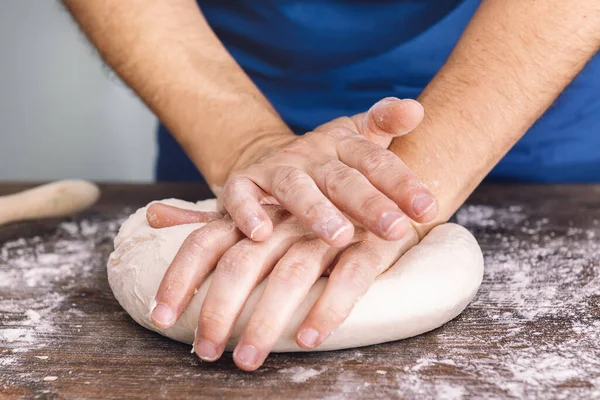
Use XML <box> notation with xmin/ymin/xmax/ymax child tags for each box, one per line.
<box><xmin>278</xmin><ymin>366</ymin><xmax>324</xmax><ymax>383</ymax></box>
<box><xmin>24</xmin><ymin>309</ymin><xmax>41</xmax><ymax>323</ymax></box>
<box><xmin>0</xmin><ymin>355</ymin><xmax>17</xmax><ymax>367</ymax></box>
<box><xmin>1</xmin><ymin>202</ymin><xmax>598</xmax><ymax>399</ymax></box>
<box><xmin>396</xmin><ymin>204</ymin><xmax>600</xmax><ymax>398</ymax></box>
<box><xmin>0</xmin><ymin>328</ymin><xmax>35</xmax><ymax>344</ymax></box>
<box><xmin>306</xmin><ymin>203</ymin><xmax>599</xmax><ymax>398</ymax></box>
<box><xmin>0</xmin><ymin>216</ymin><xmax>123</xmax><ymax>377</ymax></box>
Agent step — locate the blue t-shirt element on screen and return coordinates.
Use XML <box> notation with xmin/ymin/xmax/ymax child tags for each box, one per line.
<box><xmin>157</xmin><ymin>0</ymin><xmax>600</xmax><ymax>182</ymax></box>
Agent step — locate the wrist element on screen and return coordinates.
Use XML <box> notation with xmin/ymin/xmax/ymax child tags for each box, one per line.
<box><xmin>182</xmin><ymin>125</ymin><xmax>295</xmax><ymax>190</ymax></box>
<box><xmin>226</xmin><ymin>131</ymin><xmax>297</xmax><ymax>176</ymax></box>
<box><xmin>388</xmin><ymin>93</ymin><xmax>488</xmax><ymax>235</ymax></box>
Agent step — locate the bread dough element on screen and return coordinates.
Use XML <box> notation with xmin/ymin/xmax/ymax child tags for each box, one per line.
<box><xmin>107</xmin><ymin>199</ymin><xmax>484</xmax><ymax>352</ymax></box>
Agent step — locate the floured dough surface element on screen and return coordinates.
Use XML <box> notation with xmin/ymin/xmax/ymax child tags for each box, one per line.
<box><xmin>107</xmin><ymin>199</ymin><xmax>484</xmax><ymax>352</ymax></box>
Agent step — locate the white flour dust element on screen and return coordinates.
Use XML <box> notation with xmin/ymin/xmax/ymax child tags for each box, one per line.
<box><xmin>392</xmin><ymin>204</ymin><xmax>600</xmax><ymax>398</ymax></box>
<box><xmin>0</xmin><ymin>216</ymin><xmax>122</xmax><ymax>372</ymax></box>
<box><xmin>0</xmin><ymin>221</ymin><xmax>108</xmax><ymax>289</ymax></box>
<box><xmin>1</xmin><ymin>202</ymin><xmax>599</xmax><ymax>399</ymax></box>
<box><xmin>278</xmin><ymin>366</ymin><xmax>325</xmax><ymax>383</ymax></box>
<box><xmin>275</xmin><ymin>204</ymin><xmax>599</xmax><ymax>398</ymax></box>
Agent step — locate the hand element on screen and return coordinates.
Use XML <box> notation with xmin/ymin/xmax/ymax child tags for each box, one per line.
<box><xmin>146</xmin><ymin>202</ymin><xmax>418</xmax><ymax>371</ymax></box>
<box><xmin>219</xmin><ymin>97</ymin><xmax>437</xmax><ymax>247</ymax></box>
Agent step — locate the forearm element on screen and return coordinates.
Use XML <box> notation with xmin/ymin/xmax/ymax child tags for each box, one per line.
<box><xmin>391</xmin><ymin>0</ymin><xmax>600</xmax><ymax>234</ymax></box>
<box><xmin>62</xmin><ymin>0</ymin><xmax>293</xmax><ymax>186</ymax></box>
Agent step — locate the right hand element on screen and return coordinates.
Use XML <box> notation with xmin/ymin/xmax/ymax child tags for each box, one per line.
<box><xmin>219</xmin><ymin>97</ymin><xmax>438</xmax><ymax>247</ymax></box>
<box><xmin>146</xmin><ymin>202</ymin><xmax>418</xmax><ymax>371</ymax></box>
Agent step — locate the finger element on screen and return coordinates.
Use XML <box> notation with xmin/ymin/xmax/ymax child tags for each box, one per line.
<box><xmin>221</xmin><ymin>177</ymin><xmax>274</xmax><ymax>241</ymax></box>
<box><xmin>296</xmin><ymin>237</ymin><xmax>406</xmax><ymax>349</ymax></box>
<box><xmin>233</xmin><ymin>238</ymin><xmax>339</xmax><ymax>371</ymax></box>
<box><xmin>337</xmin><ymin>136</ymin><xmax>438</xmax><ymax>223</ymax></box>
<box><xmin>193</xmin><ymin>210</ymin><xmax>304</xmax><ymax>362</ymax></box>
<box><xmin>351</xmin><ymin>97</ymin><xmax>424</xmax><ymax>148</ymax></box>
<box><xmin>312</xmin><ymin>159</ymin><xmax>412</xmax><ymax>240</ymax></box>
<box><xmin>146</xmin><ymin>203</ymin><xmax>221</xmax><ymax>228</ymax></box>
<box><xmin>251</xmin><ymin>166</ymin><xmax>354</xmax><ymax>247</ymax></box>
<box><xmin>150</xmin><ymin>217</ymin><xmax>243</xmax><ymax>328</ymax></box>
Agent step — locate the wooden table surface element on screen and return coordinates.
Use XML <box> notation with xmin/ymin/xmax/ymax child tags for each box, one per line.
<box><xmin>1</xmin><ymin>183</ymin><xmax>599</xmax><ymax>399</ymax></box>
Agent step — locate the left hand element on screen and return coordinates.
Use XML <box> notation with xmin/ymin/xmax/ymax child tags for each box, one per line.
<box><xmin>217</xmin><ymin>97</ymin><xmax>437</xmax><ymax>247</ymax></box>
<box><xmin>146</xmin><ymin>202</ymin><xmax>417</xmax><ymax>371</ymax></box>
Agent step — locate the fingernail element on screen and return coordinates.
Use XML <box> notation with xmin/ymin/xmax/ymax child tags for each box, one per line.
<box><xmin>195</xmin><ymin>339</ymin><xmax>219</xmax><ymax>361</ymax></box>
<box><xmin>151</xmin><ymin>303</ymin><xmax>175</xmax><ymax>327</ymax></box>
<box><xmin>249</xmin><ymin>216</ymin><xmax>264</xmax><ymax>240</ymax></box>
<box><xmin>235</xmin><ymin>344</ymin><xmax>259</xmax><ymax>367</ymax></box>
<box><xmin>380</xmin><ymin>212</ymin><xmax>405</xmax><ymax>234</ymax></box>
<box><xmin>326</xmin><ymin>218</ymin><xmax>349</xmax><ymax>241</ymax></box>
<box><xmin>412</xmin><ymin>195</ymin><xmax>436</xmax><ymax>217</ymax></box>
<box><xmin>298</xmin><ymin>328</ymin><xmax>320</xmax><ymax>348</ymax></box>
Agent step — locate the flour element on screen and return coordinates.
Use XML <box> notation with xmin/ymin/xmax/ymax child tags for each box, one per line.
<box><xmin>390</xmin><ymin>204</ymin><xmax>600</xmax><ymax>398</ymax></box>
<box><xmin>1</xmin><ymin>201</ymin><xmax>599</xmax><ymax>399</ymax></box>
<box><xmin>455</xmin><ymin>205</ymin><xmax>527</xmax><ymax>228</ymax></box>
<box><xmin>0</xmin><ymin>235</ymin><xmax>92</xmax><ymax>289</ymax></box>
<box><xmin>24</xmin><ymin>310</ymin><xmax>41</xmax><ymax>323</ymax></box>
<box><xmin>0</xmin><ymin>216</ymin><xmax>122</xmax><ymax>365</ymax></box>
<box><xmin>0</xmin><ymin>355</ymin><xmax>17</xmax><ymax>367</ymax></box>
<box><xmin>0</xmin><ymin>329</ymin><xmax>34</xmax><ymax>343</ymax></box>
<box><xmin>276</xmin><ymin>204</ymin><xmax>599</xmax><ymax>398</ymax></box>
<box><xmin>278</xmin><ymin>367</ymin><xmax>324</xmax><ymax>383</ymax></box>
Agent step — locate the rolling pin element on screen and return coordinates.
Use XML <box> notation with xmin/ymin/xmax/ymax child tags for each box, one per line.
<box><xmin>0</xmin><ymin>180</ymin><xmax>101</xmax><ymax>226</ymax></box>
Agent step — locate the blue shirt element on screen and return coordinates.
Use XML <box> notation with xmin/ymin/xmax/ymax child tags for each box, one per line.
<box><xmin>157</xmin><ymin>0</ymin><xmax>600</xmax><ymax>182</ymax></box>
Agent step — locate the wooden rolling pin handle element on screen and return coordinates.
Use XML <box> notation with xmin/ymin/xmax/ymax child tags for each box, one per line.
<box><xmin>0</xmin><ymin>180</ymin><xmax>101</xmax><ymax>226</ymax></box>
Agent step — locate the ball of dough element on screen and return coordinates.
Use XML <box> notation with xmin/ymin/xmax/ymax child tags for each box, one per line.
<box><xmin>107</xmin><ymin>199</ymin><xmax>484</xmax><ymax>352</ymax></box>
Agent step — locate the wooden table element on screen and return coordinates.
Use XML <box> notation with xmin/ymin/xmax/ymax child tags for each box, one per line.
<box><xmin>1</xmin><ymin>183</ymin><xmax>599</xmax><ymax>399</ymax></box>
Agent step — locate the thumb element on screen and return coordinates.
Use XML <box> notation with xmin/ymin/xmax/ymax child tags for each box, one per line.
<box><xmin>351</xmin><ymin>97</ymin><xmax>425</xmax><ymax>148</ymax></box>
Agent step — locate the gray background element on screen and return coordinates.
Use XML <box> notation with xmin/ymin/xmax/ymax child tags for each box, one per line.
<box><xmin>0</xmin><ymin>1</ymin><xmax>157</xmax><ymax>182</ymax></box>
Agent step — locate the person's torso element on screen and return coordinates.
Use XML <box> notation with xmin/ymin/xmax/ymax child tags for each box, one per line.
<box><xmin>158</xmin><ymin>0</ymin><xmax>600</xmax><ymax>182</ymax></box>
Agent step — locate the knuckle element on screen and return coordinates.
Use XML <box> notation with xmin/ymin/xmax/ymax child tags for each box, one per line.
<box><xmin>335</xmin><ymin>260</ymin><xmax>372</xmax><ymax>288</ymax></box>
<box><xmin>360</xmin><ymin>149</ymin><xmax>393</xmax><ymax>176</ymax></box>
<box><xmin>272</xmin><ymin>168</ymin><xmax>310</xmax><ymax>199</ymax></box>
<box><xmin>320</xmin><ymin>304</ymin><xmax>351</xmax><ymax>325</ymax></box>
<box><xmin>322</xmin><ymin>162</ymin><xmax>358</xmax><ymax>196</ymax></box>
<box><xmin>315</xmin><ymin>157</ymin><xmax>339</xmax><ymax>176</ymax></box>
<box><xmin>223</xmin><ymin>177</ymin><xmax>245</xmax><ymax>196</ymax></box>
<box><xmin>217</xmin><ymin>245</ymin><xmax>256</xmax><ymax>279</ymax></box>
<box><xmin>324</xmin><ymin>125</ymin><xmax>355</xmax><ymax>139</ymax></box>
<box><xmin>247</xmin><ymin>318</ymin><xmax>280</xmax><ymax>340</ymax></box>
<box><xmin>200</xmin><ymin>307</ymin><xmax>229</xmax><ymax>328</ymax></box>
<box><xmin>222</xmin><ymin>179</ymin><xmax>264</xmax><ymax>229</ymax></box>
<box><xmin>335</xmin><ymin>135</ymin><xmax>357</xmax><ymax>153</ymax></box>
<box><xmin>222</xmin><ymin>178</ymin><xmax>249</xmax><ymax>206</ymax></box>
<box><xmin>272</xmin><ymin>260</ymin><xmax>309</xmax><ymax>287</ymax></box>
<box><xmin>187</xmin><ymin>230</ymin><xmax>213</xmax><ymax>253</ymax></box>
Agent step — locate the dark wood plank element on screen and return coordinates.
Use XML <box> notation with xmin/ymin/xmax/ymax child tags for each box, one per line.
<box><xmin>1</xmin><ymin>183</ymin><xmax>599</xmax><ymax>399</ymax></box>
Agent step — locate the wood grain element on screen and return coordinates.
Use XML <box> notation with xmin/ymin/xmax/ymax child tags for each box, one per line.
<box><xmin>1</xmin><ymin>183</ymin><xmax>598</xmax><ymax>399</ymax></box>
